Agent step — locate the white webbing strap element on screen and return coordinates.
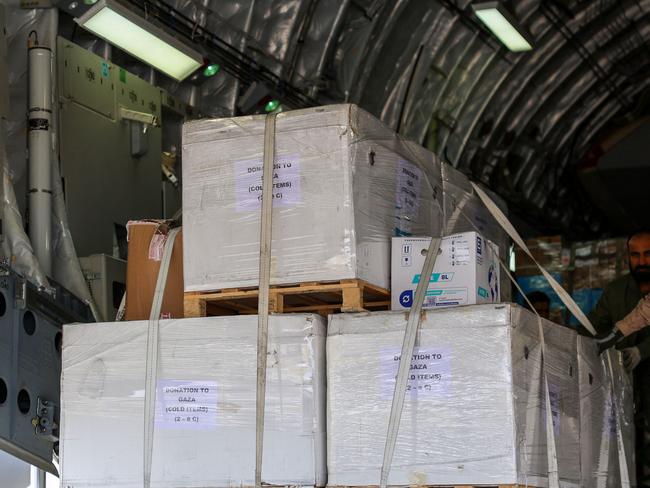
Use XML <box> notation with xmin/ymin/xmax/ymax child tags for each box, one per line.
<box><xmin>604</xmin><ymin>352</ymin><xmax>632</xmax><ymax>488</ymax></box>
<box><xmin>466</xmin><ymin>181</ymin><xmax>633</xmax><ymax>485</ymax></box>
<box><xmin>255</xmin><ymin>113</ymin><xmax>278</xmax><ymax>488</ymax></box>
<box><xmin>465</xmin><ymin>181</ymin><xmax>637</xmax><ymax>484</ymax></box>
<box><xmin>379</xmin><ymin>236</ymin><xmax>441</xmax><ymax>488</ymax></box>
<box><xmin>538</xmin><ymin>315</ymin><xmax>560</xmax><ymax>488</ymax></box>
<box><xmin>469</xmin><ymin>182</ymin><xmax>597</xmax><ymax>336</ymax></box>
<box><xmin>142</xmin><ymin>227</ymin><xmax>180</xmax><ymax>488</ymax></box>
<box><xmin>115</xmin><ymin>291</ymin><xmax>126</xmax><ymax>321</ymax></box>
<box><xmin>148</xmin><ymin>228</ymin><xmax>180</xmax><ymax>322</ymax></box>
<box><xmin>449</xmin><ymin>197</ymin><xmax>561</xmax><ymax>487</ymax></box>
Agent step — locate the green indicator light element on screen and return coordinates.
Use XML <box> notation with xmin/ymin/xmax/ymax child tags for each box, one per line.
<box><xmin>83</xmin><ymin>0</ymin><xmax>98</xmax><ymax>5</ymax></box>
<box><xmin>203</xmin><ymin>63</ymin><xmax>220</xmax><ymax>77</ymax></box>
<box><xmin>264</xmin><ymin>99</ymin><xmax>280</xmax><ymax>113</ymax></box>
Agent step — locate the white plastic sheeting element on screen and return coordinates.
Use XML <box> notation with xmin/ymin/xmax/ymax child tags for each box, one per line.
<box><xmin>0</xmin><ymin>110</ymin><xmax>48</xmax><ymax>289</ymax></box>
<box><xmin>59</xmin><ymin>314</ymin><xmax>327</xmax><ymax>488</ymax></box>
<box><xmin>182</xmin><ymin>104</ymin><xmax>510</xmax><ymax>296</ymax></box>
<box><xmin>327</xmin><ymin>304</ymin><xmax>581</xmax><ymax>487</ymax></box>
<box><xmin>182</xmin><ymin>104</ymin><xmax>444</xmax><ymax>291</ymax></box>
<box><xmin>1</xmin><ymin>4</ymin><xmax>98</xmax><ymax>315</ymax></box>
<box><xmin>578</xmin><ymin>336</ymin><xmax>636</xmax><ymax>487</ymax></box>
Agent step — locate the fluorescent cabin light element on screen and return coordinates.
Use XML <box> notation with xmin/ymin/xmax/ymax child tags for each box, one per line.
<box><xmin>76</xmin><ymin>0</ymin><xmax>203</xmax><ymax>81</ymax></box>
<box><xmin>472</xmin><ymin>2</ymin><xmax>533</xmax><ymax>52</ymax></box>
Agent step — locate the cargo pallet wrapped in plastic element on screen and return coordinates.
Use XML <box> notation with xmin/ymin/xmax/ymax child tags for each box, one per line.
<box><xmin>326</xmin><ymin>304</ymin><xmax>580</xmax><ymax>487</ymax></box>
<box><xmin>577</xmin><ymin>336</ymin><xmax>636</xmax><ymax>487</ymax></box>
<box><xmin>182</xmin><ymin>104</ymin><xmax>443</xmax><ymax>292</ymax></box>
<box><xmin>60</xmin><ymin>314</ymin><xmax>326</xmax><ymax>488</ymax></box>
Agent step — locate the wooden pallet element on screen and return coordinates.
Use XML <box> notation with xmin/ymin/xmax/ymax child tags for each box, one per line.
<box><xmin>184</xmin><ymin>279</ymin><xmax>391</xmax><ymax>317</ymax></box>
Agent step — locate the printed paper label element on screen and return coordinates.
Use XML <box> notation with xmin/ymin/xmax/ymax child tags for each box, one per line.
<box><xmin>395</xmin><ymin>159</ymin><xmax>422</xmax><ymax>235</ymax></box>
<box><xmin>155</xmin><ymin>380</ymin><xmax>218</xmax><ymax>430</ymax></box>
<box><xmin>449</xmin><ymin>236</ymin><xmax>471</xmax><ymax>265</ymax></box>
<box><xmin>425</xmin><ymin>288</ymin><xmax>469</xmax><ymax>307</ymax></box>
<box><xmin>382</xmin><ymin>347</ymin><xmax>451</xmax><ymax>399</ymax></box>
<box><xmin>234</xmin><ymin>156</ymin><xmax>301</xmax><ymax>211</ymax></box>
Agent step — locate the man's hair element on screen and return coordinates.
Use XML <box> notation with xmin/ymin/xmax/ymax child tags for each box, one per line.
<box><xmin>627</xmin><ymin>229</ymin><xmax>650</xmax><ymax>248</ymax></box>
<box><xmin>526</xmin><ymin>290</ymin><xmax>550</xmax><ymax>305</ymax></box>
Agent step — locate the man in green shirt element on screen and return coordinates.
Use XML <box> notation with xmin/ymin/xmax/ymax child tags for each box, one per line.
<box><xmin>589</xmin><ymin>230</ymin><xmax>650</xmax><ymax>485</ymax></box>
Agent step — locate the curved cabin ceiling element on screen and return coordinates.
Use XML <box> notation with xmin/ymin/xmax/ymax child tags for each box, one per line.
<box><xmin>55</xmin><ymin>0</ymin><xmax>650</xmax><ymax>236</ymax></box>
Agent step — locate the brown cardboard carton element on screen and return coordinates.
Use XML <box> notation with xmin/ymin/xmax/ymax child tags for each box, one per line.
<box><xmin>125</xmin><ymin>221</ymin><xmax>184</xmax><ymax>320</ymax></box>
<box><xmin>572</xmin><ymin>238</ymin><xmax>628</xmax><ymax>290</ymax></box>
<box><xmin>515</xmin><ymin>235</ymin><xmax>567</xmax><ymax>276</ymax></box>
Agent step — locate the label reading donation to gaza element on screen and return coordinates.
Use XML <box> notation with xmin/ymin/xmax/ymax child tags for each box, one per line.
<box><xmin>235</xmin><ymin>156</ymin><xmax>301</xmax><ymax>210</ymax></box>
<box><xmin>381</xmin><ymin>347</ymin><xmax>451</xmax><ymax>399</ymax></box>
<box><xmin>155</xmin><ymin>380</ymin><xmax>217</xmax><ymax>430</ymax></box>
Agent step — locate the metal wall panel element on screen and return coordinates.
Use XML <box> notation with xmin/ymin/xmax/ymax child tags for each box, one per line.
<box><xmin>0</xmin><ymin>275</ymin><xmax>59</xmax><ymax>474</ymax></box>
<box><xmin>57</xmin><ymin>37</ymin><xmax>162</xmax><ymax>256</ymax></box>
<box><xmin>79</xmin><ymin>254</ymin><xmax>126</xmax><ymax>322</ymax></box>
<box><xmin>0</xmin><ymin>5</ymin><xmax>9</xmax><ymax>119</ymax></box>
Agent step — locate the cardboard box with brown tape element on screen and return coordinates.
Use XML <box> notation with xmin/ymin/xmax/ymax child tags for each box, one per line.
<box><xmin>125</xmin><ymin>220</ymin><xmax>184</xmax><ymax>320</ymax></box>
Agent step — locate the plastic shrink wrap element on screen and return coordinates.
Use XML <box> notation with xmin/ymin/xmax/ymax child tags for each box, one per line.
<box><xmin>441</xmin><ymin>162</ymin><xmax>512</xmax><ymax>301</ymax></box>
<box><xmin>326</xmin><ymin>304</ymin><xmax>580</xmax><ymax>487</ymax></box>
<box><xmin>577</xmin><ymin>336</ymin><xmax>636</xmax><ymax>487</ymax></box>
<box><xmin>60</xmin><ymin>314</ymin><xmax>326</xmax><ymax>488</ymax></box>
<box><xmin>182</xmin><ymin>104</ymin><xmax>444</xmax><ymax>292</ymax></box>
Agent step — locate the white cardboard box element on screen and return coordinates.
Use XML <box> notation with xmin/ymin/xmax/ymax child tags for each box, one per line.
<box><xmin>60</xmin><ymin>314</ymin><xmax>326</xmax><ymax>488</ymax></box>
<box><xmin>327</xmin><ymin>304</ymin><xmax>580</xmax><ymax>487</ymax></box>
<box><xmin>441</xmin><ymin>163</ymin><xmax>512</xmax><ymax>302</ymax></box>
<box><xmin>391</xmin><ymin>232</ymin><xmax>500</xmax><ymax>310</ymax></box>
<box><xmin>577</xmin><ymin>336</ymin><xmax>636</xmax><ymax>487</ymax></box>
<box><xmin>326</xmin><ymin>305</ymin><xmax>580</xmax><ymax>487</ymax></box>
<box><xmin>182</xmin><ymin>104</ymin><xmax>443</xmax><ymax>292</ymax></box>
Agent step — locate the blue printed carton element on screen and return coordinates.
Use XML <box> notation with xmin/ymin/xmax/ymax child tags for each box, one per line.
<box><xmin>391</xmin><ymin>232</ymin><xmax>500</xmax><ymax>310</ymax></box>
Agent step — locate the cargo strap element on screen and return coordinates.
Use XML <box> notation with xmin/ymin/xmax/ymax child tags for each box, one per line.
<box><xmin>605</xmin><ymin>352</ymin><xmax>631</xmax><ymax>488</ymax></box>
<box><xmin>465</xmin><ymin>182</ymin><xmax>633</xmax><ymax>485</ymax></box>
<box><xmin>538</xmin><ymin>315</ymin><xmax>560</xmax><ymax>488</ymax></box>
<box><xmin>511</xmin><ymin>268</ymin><xmax>560</xmax><ymax>487</ymax></box>
<box><xmin>449</xmin><ymin>194</ymin><xmax>562</xmax><ymax>488</ymax></box>
<box><xmin>379</xmin><ymin>236</ymin><xmax>441</xmax><ymax>488</ymax></box>
<box><xmin>446</xmin><ymin>186</ymin><xmax>560</xmax><ymax>488</ymax></box>
<box><xmin>453</xmin><ymin>185</ymin><xmax>576</xmax><ymax>487</ymax></box>
<box><xmin>469</xmin><ymin>182</ymin><xmax>596</xmax><ymax>336</ymax></box>
<box><xmin>142</xmin><ymin>227</ymin><xmax>180</xmax><ymax>488</ymax></box>
<box><xmin>115</xmin><ymin>291</ymin><xmax>126</xmax><ymax>321</ymax></box>
<box><xmin>255</xmin><ymin>113</ymin><xmax>278</xmax><ymax>488</ymax></box>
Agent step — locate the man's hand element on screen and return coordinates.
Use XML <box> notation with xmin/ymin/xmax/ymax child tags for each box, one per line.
<box><xmin>622</xmin><ymin>347</ymin><xmax>642</xmax><ymax>372</ymax></box>
<box><xmin>596</xmin><ymin>328</ymin><xmax>624</xmax><ymax>354</ymax></box>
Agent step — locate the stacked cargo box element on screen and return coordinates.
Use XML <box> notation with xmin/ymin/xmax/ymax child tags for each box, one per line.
<box><xmin>60</xmin><ymin>104</ymin><xmax>635</xmax><ymax>487</ymax></box>
<box><xmin>577</xmin><ymin>337</ymin><xmax>636</xmax><ymax>486</ymax></box>
<box><xmin>572</xmin><ymin>238</ymin><xmax>629</xmax><ymax>291</ymax></box>
<box><xmin>181</xmin><ymin>104</ymin><xmax>511</xmax><ymax>294</ymax></box>
<box><xmin>60</xmin><ymin>315</ymin><xmax>327</xmax><ymax>487</ymax></box>
<box><xmin>327</xmin><ymin>304</ymin><xmax>580</xmax><ymax>487</ymax></box>
<box><xmin>181</xmin><ymin>105</ymin><xmax>444</xmax><ymax>292</ymax></box>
